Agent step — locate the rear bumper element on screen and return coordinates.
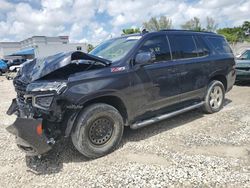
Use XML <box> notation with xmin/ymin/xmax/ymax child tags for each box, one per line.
<box><xmin>6</xmin><ymin>118</ymin><xmax>52</xmax><ymax>156</ymax></box>
<box><xmin>226</xmin><ymin>69</ymin><xmax>236</xmax><ymax>92</ymax></box>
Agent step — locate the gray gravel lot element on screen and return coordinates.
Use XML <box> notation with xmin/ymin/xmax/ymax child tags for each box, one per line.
<box><xmin>0</xmin><ymin>76</ymin><xmax>249</xmax><ymax>187</ymax></box>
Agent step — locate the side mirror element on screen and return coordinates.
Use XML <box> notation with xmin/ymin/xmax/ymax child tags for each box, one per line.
<box><xmin>135</xmin><ymin>52</ymin><xmax>155</xmax><ymax>65</ymax></box>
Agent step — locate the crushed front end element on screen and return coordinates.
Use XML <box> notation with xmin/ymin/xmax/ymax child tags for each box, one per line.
<box><xmin>6</xmin><ymin>77</ymin><xmax>68</xmax><ymax>155</ymax></box>
<box><xmin>6</xmin><ymin>51</ymin><xmax>110</xmax><ymax>156</ymax></box>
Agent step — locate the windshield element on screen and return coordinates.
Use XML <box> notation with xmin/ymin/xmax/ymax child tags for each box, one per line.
<box><xmin>89</xmin><ymin>36</ymin><xmax>141</xmax><ymax>61</ymax></box>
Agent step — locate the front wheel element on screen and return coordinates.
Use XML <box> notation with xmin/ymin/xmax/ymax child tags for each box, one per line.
<box><xmin>203</xmin><ymin>80</ymin><xmax>225</xmax><ymax>113</ymax></box>
<box><xmin>71</xmin><ymin>103</ymin><xmax>124</xmax><ymax>159</ymax></box>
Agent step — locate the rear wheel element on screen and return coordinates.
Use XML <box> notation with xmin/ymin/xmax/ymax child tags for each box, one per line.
<box><xmin>203</xmin><ymin>80</ymin><xmax>225</xmax><ymax>113</ymax></box>
<box><xmin>71</xmin><ymin>103</ymin><xmax>124</xmax><ymax>159</ymax></box>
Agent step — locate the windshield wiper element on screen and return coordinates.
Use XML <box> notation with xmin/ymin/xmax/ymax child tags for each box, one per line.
<box><xmin>72</xmin><ymin>52</ymin><xmax>111</xmax><ymax>66</ymax></box>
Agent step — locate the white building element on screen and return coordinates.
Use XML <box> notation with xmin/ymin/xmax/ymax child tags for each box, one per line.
<box><xmin>0</xmin><ymin>42</ymin><xmax>21</xmax><ymax>59</ymax></box>
<box><xmin>0</xmin><ymin>36</ymin><xmax>87</xmax><ymax>59</ymax></box>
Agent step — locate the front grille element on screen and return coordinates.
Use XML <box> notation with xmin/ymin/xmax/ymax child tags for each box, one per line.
<box><xmin>13</xmin><ymin>79</ymin><xmax>28</xmax><ymax>104</ymax></box>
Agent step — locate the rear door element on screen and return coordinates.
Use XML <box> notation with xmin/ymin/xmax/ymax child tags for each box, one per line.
<box><xmin>168</xmin><ymin>34</ymin><xmax>210</xmax><ymax>103</ymax></box>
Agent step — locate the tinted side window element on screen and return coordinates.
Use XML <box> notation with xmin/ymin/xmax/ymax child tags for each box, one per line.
<box><xmin>138</xmin><ymin>35</ymin><xmax>171</xmax><ymax>62</ymax></box>
<box><xmin>207</xmin><ymin>37</ymin><xmax>232</xmax><ymax>54</ymax></box>
<box><xmin>195</xmin><ymin>36</ymin><xmax>210</xmax><ymax>56</ymax></box>
<box><xmin>168</xmin><ymin>35</ymin><xmax>198</xmax><ymax>59</ymax></box>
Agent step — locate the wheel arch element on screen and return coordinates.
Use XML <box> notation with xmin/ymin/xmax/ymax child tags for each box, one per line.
<box><xmin>82</xmin><ymin>95</ymin><xmax>129</xmax><ymax>125</ymax></box>
<box><xmin>209</xmin><ymin>74</ymin><xmax>227</xmax><ymax>91</ymax></box>
<box><xmin>64</xmin><ymin>94</ymin><xmax>129</xmax><ymax>137</ymax></box>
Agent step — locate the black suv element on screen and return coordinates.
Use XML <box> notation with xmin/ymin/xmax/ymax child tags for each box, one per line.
<box><xmin>7</xmin><ymin>30</ymin><xmax>236</xmax><ymax>158</ymax></box>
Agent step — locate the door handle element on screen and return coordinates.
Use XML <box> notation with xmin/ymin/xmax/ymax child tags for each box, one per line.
<box><xmin>169</xmin><ymin>69</ymin><xmax>176</xmax><ymax>73</ymax></box>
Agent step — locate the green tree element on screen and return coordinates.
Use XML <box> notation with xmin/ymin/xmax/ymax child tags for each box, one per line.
<box><xmin>143</xmin><ymin>16</ymin><xmax>172</xmax><ymax>31</ymax></box>
<box><xmin>242</xmin><ymin>21</ymin><xmax>250</xmax><ymax>40</ymax></box>
<box><xmin>242</xmin><ymin>21</ymin><xmax>250</xmax><ymax>31</ymax></box>
<box><xmin>181</xmin><ymin>17</ymin><xmax>202</xmax><ymax>31</ymax></box>
<box><xmin>216</xmin><ymin>21</ymin><xmax>250</xmax><ymax>44</ymax></box>
<box><xmin>122</xmin><ymin>28</ymin><xmax>140</xmax><ymax>35</ymax></box>
<box><xmin>217</xmin><ymin>27</ymin><xmax>244</xmax><ymax>44</ymax></box>
<box><xmin>206</xmin><ymin>17</ymin><xmax>218</xmax><ymax>32</ymax></box>
<box><xmin>87</xmin><ymin>44</ymin><xmax>94</xmax><ymax>52</ymax></box>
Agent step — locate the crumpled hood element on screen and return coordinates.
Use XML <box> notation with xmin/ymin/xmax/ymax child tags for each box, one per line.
<box><xmin>236</xmin><ymin>60</ymin><xmax>250</xmax><ymax>68</ymax></box>
<box><xmin>17</xmin><ymin>51</ymin><xmax>110</xmax><ymax>84</ymax></box>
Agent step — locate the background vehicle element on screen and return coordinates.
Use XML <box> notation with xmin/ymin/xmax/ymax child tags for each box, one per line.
<box><xmin>7</xmin><ymin>30</ymin><xmax>236</xmax><ymax>159</ymax></box>
<box><xmin>6</xmin><ymin>60</ymin><xmax>32</xmax><ymax>80</ymax></box>
<box><xmin>7</xmin><ymin>59</ymin><xmax>26</xmax><ymax>72</ymax></box>
<box><xmin>0</xmin><ymin>59</ymin><xmax>8</xmax><ymax>76</ymax></box>
<box><xmin>236</xmin><ymin>48</ymin><xmax>250</xmax><ymax>60</ymax></box>
<box><xmin>235</xmin><ymin>48</ymin><xmax>250</xmax><ymax>81</ymax></box>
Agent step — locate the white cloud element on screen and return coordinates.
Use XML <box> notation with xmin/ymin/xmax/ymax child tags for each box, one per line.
<box><xmin>197</xmin><ymin>0</ymin><xmax>238</xmax><ymax>8</ymax></box>
<box><xmin>0</xmin><ymin>0</ymin><xmax>249</xmax><ymax>44</ymax></box>
<box><xmin>41</xmin><ymin>0</ymin><xmax>73</xmax><ymax>10</ymax></box>
<box><xmin>113</xmin><ymin>14</ymin><xmax>126</xmax><ymax>26</ymax></box>
<box><xmin>0</xmin><ymin>0</ymin><xmax>13</xmax><ymax>11</ymax></box>
<box><xmin>104</xmin><ymin>0</ymin><xmax>250</xmax><ymax>29</ymax></box>
<box><xmin>87</xmin><ymin>23</ymin><xmax>110</xmax><ymax>45</ymax></box>
<box><xmin>79</xmin><ymin>38</ymin><xmax>89</xmax><ymax>43</ymax></box>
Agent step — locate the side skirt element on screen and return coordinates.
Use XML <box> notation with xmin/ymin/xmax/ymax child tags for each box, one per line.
<box><xmin>130</xmin><ymin>102</ymin><xmax>204</xmax><ymax>130</ymax></box>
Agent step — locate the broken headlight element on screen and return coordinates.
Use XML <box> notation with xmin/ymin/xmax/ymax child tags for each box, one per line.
<box><xmin>33</xmin><ymin>95</ymin><xmax>54</xmax><ymax>109</ymax></box>
<box><xmin>26</xmin><ymin>81</ymin><xmax>67</xmax><ymax>94</ymax></box>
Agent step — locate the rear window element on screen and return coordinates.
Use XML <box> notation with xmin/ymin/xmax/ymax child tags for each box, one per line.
<box><xmin>168</xmin><ymin>35</ymin><xmax>198</xmax><ymax>59</ymax></box>
<box><xmin>207</xmin><ymin>37</ymin><xmax>232</xmax><ymax>54</ymax></box>
<box><xmin>194</xmin><ymin>36</ymin><xmax>210</xmax><ymax>56</ymax></box>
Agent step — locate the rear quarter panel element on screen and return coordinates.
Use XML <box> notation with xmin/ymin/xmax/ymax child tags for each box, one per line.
<box><xmin>203</xmin><ymin>36</ymin><xmax>236</xmax><ymax>91</ymax></box>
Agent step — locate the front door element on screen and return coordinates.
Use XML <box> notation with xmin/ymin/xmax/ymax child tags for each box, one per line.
<box><xmin>130</xmin><ymin>34</ymin><xmax>181</xmax><ymax>120</ymax></box>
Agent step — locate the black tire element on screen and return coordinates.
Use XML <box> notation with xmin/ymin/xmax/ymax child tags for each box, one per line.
<box><xmin>203</xmin><ymin>80</ymin><xmax>225</xmax><ymax>114</ymax></box>
<box><xmin>71</xmin><ymin>103</ymin><xmax>124</xmax><ymax>159</ymax></box>
<box><xmin>0</xmin><ymin>70</ymin><xmax>2</xmax><ymax>76</ymax></box>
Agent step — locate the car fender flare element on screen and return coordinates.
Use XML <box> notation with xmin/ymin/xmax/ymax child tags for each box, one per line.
<box><xmin>64</xmin><ymin>91</ymin><xmax>129</xmax><ymax>137</ymax></box>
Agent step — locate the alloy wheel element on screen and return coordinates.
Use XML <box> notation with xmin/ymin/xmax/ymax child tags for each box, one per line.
<box><xmin>209</xmin><ymin>86</ymin><xmax>223</xmax><ymax>109</ymax></box>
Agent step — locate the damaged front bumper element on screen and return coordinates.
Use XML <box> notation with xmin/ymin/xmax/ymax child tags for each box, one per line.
<box><xmin>6</xmin><ymin>82</ymin><xmax>65</xmax><ymax>156</ymax></box>
<box><xmin>6</xmin><ymin>98</ymin><xmax>52</xmax><ymax>156</ymax></box>
<box><xmin>6</xmin><ymin>117</ymin><xmax>52</xmax><ymax>156</ymax></box>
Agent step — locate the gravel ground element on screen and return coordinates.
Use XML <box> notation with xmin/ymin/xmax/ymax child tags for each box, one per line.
<box><xmin>0</xmin><ymin>76</ymin><xmax>249</xmax><ymax>188</ymax></box>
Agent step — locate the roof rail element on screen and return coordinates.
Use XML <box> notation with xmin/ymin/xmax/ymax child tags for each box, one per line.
<box><xmin>141</xmin><ymin>29</ymin><xmax>149</xmax><ymax>35</ymax></box>
<box><xmin>159</xmin><ymin>29</ymin><xmax>216</xmax><ymax>34</ymax></box>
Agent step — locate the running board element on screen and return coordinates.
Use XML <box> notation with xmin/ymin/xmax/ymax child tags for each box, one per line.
<box><xmin>130</xmin><ymin>102</ymin><xmax>204</xmax><ymax>130</ymax></box>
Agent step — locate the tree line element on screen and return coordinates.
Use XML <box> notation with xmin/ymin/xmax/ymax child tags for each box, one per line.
<box><xmin>122</xmin><ymin>16</ymin><xmax>250</xmax><ymax>44</ymax></box>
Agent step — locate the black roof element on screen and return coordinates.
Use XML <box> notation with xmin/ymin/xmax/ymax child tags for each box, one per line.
<box><xmin>160</xmin><ymin>29</ymin><xmax>215</xmax><ymax>34</ymax></box>
<box><xmin>110</xmin><ymin>29</ymin><xmax>219</xmax><ymax>41</ymax></box>
<box><xmin>143</xmin><ymin>29</ymin><xmax>219</xmax><ymax>38</ymax></box>
<box><xmin>156</xmin><ymin>30</ymin><xmax>218</xmax><ymax>37</ymax></box>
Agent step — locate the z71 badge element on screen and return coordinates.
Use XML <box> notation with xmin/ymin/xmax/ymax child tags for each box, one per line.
<box><xmin>111</xmin><ymin>66</ymin><xmax>126</xmax><ymax>72</ymax></box>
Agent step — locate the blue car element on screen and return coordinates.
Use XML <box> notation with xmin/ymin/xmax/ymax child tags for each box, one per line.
<box><xmin>0</xmin><ymin>59</ymin><xmax>8</xmax><ymax>76</ymax></box>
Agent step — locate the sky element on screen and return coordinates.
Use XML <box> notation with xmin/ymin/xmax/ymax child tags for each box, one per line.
<box><xmin>0</xmin><ymin>0</ymin><xmax>249</xmax><ymax>45</ymax></box>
